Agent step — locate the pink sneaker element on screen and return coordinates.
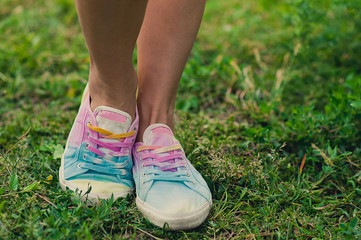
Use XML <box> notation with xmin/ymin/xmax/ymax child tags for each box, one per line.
<box><xmin>59</xmin><ymin>85</ymin><xmax>138</xmax><ymax>203</ymax></box>
<box><xmin>132</xmin><ymin>123</ymin><xmax>212</xmax><ymax>230</ymax></box>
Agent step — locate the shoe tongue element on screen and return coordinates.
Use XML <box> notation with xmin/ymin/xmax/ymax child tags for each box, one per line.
<box><xmin>94</xmin><ymin>106</ymin><xmax>132</xmax><ymax>133</ymax></box>
<box><xmin>143</xmin><ymin>124</ymin><xmax>174</xmax><ymax>146</ymax></box>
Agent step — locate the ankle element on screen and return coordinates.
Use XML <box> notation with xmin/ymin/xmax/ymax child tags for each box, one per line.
<box><xmin>88</xmin><ymin>67</ymin><xmax>137</xmax><ymax>120</ymax></box>
<box><xmin>136</xmin><ymin>101</ymin><xmax>175</xmax><ymax>142</ymax></box>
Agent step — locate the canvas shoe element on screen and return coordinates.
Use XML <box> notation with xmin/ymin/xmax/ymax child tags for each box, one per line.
<box><xmin>132</xmin><ymin>123</ymin><xmax>212</xmax><ymax>230</ymax></box>
<box><xmin>59</xmin><ymin>85</ymin><xmax>138</xmax><ymax>203</ymax></box>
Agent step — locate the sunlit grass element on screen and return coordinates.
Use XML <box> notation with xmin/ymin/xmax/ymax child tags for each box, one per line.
<box><xmin>1</xmin><ymin>0</ymin><xmax>361</xmax><ymax>238</ymax></box>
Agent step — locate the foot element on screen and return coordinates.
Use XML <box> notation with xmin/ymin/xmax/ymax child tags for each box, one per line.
<box><xmin>59</xmin><ymin>85</ymin><xmax>138</xmax><ymax>204</ymax></box>
<box><xmin>132</xmin><ymin>123</ymin><xmax>212</xmax><ymax>230</ymax></box>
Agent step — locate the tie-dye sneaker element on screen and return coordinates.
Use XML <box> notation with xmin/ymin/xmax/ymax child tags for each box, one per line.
<box><xmin>59</xmin><ymin>85</ymin><xmax>138</xmax><ymax>204</ymax></box>
<box><xmin>132</xmin><ymin>123</ymin><xmax>212</xmax><ymax>230</ymax></box>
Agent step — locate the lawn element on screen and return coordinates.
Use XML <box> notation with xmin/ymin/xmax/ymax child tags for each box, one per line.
<box><xmin>1</xmin><ymin>0</ymin><xmax>361</xmax><ymax>239</ymax></box>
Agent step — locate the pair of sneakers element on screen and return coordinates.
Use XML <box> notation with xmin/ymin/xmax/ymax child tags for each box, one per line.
<box><xmin>59</xmin><ymin>85</ymin><xmax>212</xmax><ymax>230</ymax></box>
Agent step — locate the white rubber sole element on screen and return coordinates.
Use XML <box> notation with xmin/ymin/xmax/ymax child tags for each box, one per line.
<box><xmin>59</xmin><ymin>165</ymin><xmax>132</xmax><ymax>205</ymax></box>
<box><xmin>136</xmin><ymin>196</ymin><xmax>212</xmax><ymax>230</ymax></box>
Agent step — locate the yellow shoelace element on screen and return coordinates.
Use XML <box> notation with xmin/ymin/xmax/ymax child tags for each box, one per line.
<box><xmin>87</xmin><ymin>122</ymin><xmax>136</xmax><ymax>139</ymax></box>
<box><xmin>137</xmin><ymin>144</ymin><xmax>182</xmax><ymax>153</ymax></box>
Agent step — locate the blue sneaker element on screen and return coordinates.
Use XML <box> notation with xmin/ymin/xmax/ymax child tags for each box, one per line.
<box><xmin>59</xmin><ymin>86</ymin><xmax>138</xmax><ymax>203</ymax></box>
<box><xmin>132</xmin><ymin>124</ymin><xmax>212</xmax><ymax>230</ymax></box>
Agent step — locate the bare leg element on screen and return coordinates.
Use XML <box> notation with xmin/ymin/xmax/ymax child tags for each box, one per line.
<box><xmin>136</xmin><ymin>0</ymin><xmax>206</xmax><ymax>140</ymax></box>
<box><xmin>75</xmin><ymin>0</ymin><xmax>148</xmax><ymax>119</ymax></box>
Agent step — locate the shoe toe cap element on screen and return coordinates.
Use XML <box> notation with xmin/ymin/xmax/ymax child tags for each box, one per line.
<box><xmin>69</xmin><ymin>179</ymin><xmax>131</xmax><ymax>194</ymax></box>
<box><xmin>145</xmin><ymin>181</ymin><xmax>208</xmax><ymax>215</ymax></box>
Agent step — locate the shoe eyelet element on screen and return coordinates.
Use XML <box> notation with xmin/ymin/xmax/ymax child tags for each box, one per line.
<box><xmin>186</xmin><ymin>172</ymin><xmax>191</xmax><ymax>177</ymax></box>
<box><xmin>142</xmin><ymin>182</ymin><xmax>146</xmax><ymax>185</ymax></box>
<box><xmin>85</xmin><ymin>143</ymin><xmax>89</xmax><ymax>150</ymax></box>
<box><xmin>87</xmin><ymin>132</ymin><xmax>90</xmax><ymax>138</ymax></box>
<box><xmin>83</xmin><ymin>154</ymin><xmax>86</xmax><ymax>160</ymax></box>
<box><xmin>142</xmin><ymin>164</ymin><xmax>144</xmax><ymax>167</ymax></box>
<box><xmin>143</xmin><ymin>172</ymin><xmax>146</xmax><ymax>176</ymax></box>
<box><xmin>77</xmin><ymin>163</ymin><xmax>82</xmax><ymax>168</ymax></box>
<box><xmin>192</xmin><ymin>181</ymin><xmax>196</xmax><ymax>185</ymax></box>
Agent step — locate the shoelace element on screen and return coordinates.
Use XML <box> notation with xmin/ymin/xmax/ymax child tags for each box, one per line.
<box><xmin>137</xmin><ymin>145</ymin><xmax>192</xmax><ymax>183</ymax></box>
<box><xmin>78</xmin><ymin>122</ymin><xmax>136</xmax><ymax>176</ymax></box>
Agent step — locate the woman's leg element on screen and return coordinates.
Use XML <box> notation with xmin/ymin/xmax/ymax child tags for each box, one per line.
<box><xmin>132</xmin><ymin>0</ymin><xmax>211</xmax><ymax>230</ymax></box>
<box><xmin>75</xmin><ymin>0</ymin><xmax>148</xmax><ymax>119</ymax></box>
<box><xmin>59</xmin><ymin>0</ymin><xmax>148</xmax><ymax>203</ymax></box>
<box><xmin>136</xmin><ymin>0</ymin><xmax>206</xmax><ymax>140</ymax></box>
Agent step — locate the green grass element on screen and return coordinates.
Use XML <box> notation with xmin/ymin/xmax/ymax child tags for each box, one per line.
<box><xmin>1</xmin><ymin>0</ymin><xmax>361</xmax><ymax>238</ymax></box>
